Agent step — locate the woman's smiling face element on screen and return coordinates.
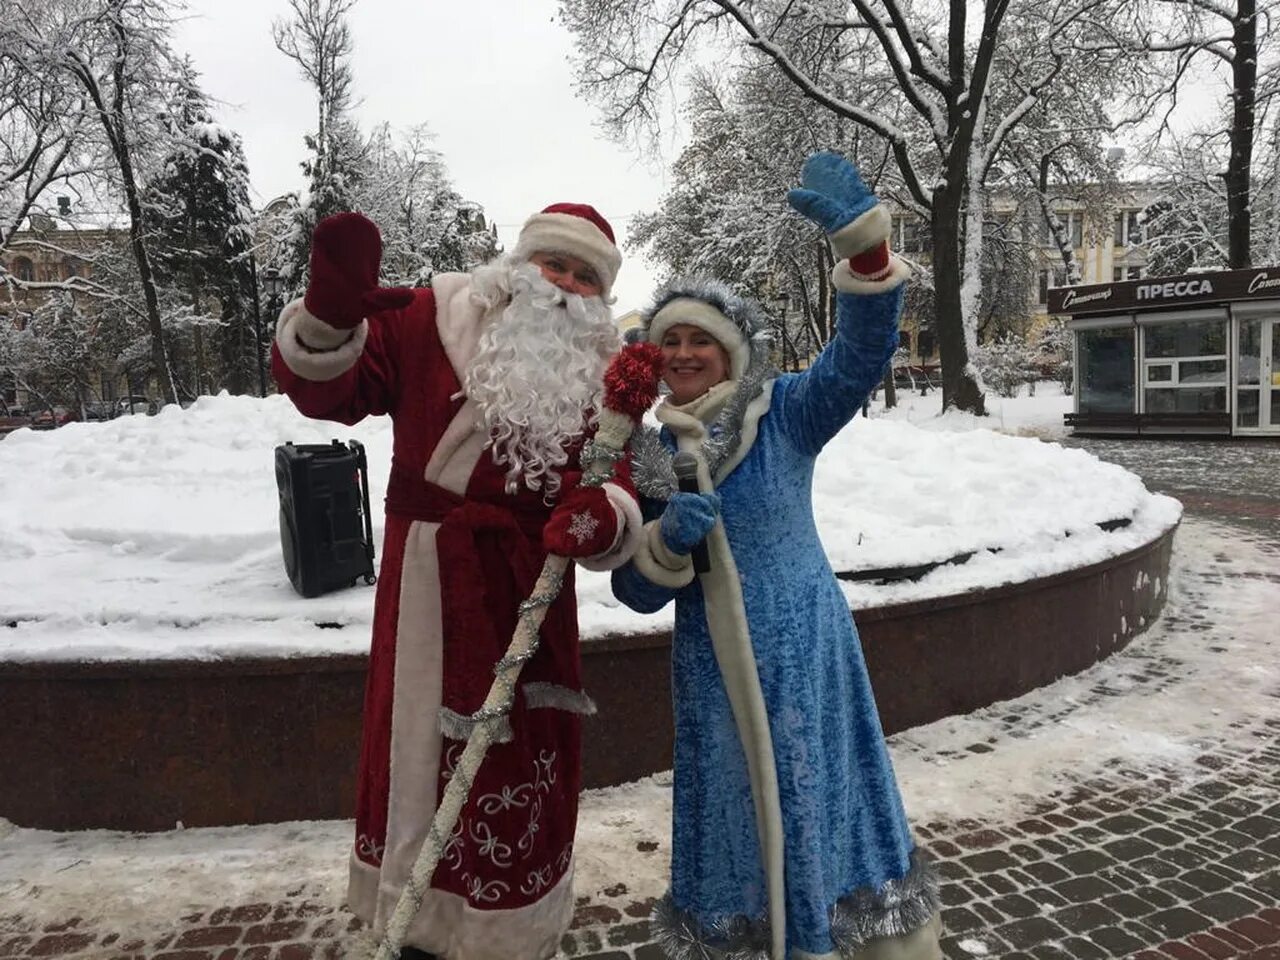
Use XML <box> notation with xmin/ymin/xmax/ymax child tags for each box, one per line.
<box><xmin>660</xmin><ymin>324</ymin><xmax>731</xmax><ymax>404</ymax></box>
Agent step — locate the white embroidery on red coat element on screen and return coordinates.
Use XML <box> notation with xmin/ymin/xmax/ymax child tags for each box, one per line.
<box><xmin>441</xmin><ymin>748</ymin><xmax>568</xmax><ymax>904</ymax></box>
<box><xmin>471</xmin><ymin>819</ymin><xmax>515</xmax><ymax>868</ymax></box>
<box><xmin>478</xmin><ymin>782</ymin><xmax>533</xmax><ymax>814</ymax></box>
<box><xmin>356</xmin><ymin>833</ymin><xmax>385</xmax><ymax>865</ymax></box>
<box><xmin>460</xmin><ymin>873</ymin><xmax>510</xmax><ymax>903</ymax></box>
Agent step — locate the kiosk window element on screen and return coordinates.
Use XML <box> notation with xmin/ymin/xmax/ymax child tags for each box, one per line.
<box><xmin>1141</xmin><ymin>318</ymin><xmax>1228</xmax><ymax>414</ymax></box>
<box><xmin>1078</xmin><ymin>327</ymin><xmax>1136</xmax><ymax>413</ymax></box>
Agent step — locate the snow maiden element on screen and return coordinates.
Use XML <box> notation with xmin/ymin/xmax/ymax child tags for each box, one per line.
<box><xmin>611</xmin><ymin>153</ymin><xmax>943</xmax><ymax>960</ymax></box>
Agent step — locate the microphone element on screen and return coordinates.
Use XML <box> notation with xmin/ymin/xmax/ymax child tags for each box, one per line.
<box><xmin>671</xmin><ymin>452</ymin><xmax>711</xmax><ymax>574</ymax></box>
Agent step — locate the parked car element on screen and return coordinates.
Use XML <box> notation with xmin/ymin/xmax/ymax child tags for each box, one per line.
<box><xmin>28</xmin><ymin>406</ymin><xmax>76</xmax><ymax>429</ymax></box>
<box><xmin>113</xmin><ymin>396</ymin><xmax>155</xmax><ymax>416</ymax></box>
<box><xmin>83</xmin><ymin>400</ymin><xmax>115</xmax><ymax>422</ymax></box>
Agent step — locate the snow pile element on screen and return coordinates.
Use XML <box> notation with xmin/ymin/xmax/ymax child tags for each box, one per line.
<box><xmin>0</xmin><ymin>391</ymin><xmax>1173</xmax><ymax>661</ymax></box>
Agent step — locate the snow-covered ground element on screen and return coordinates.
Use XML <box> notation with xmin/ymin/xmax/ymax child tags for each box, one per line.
<box><xmin>1</xmin><ymin>514</ymin><xmax>1273</xmax><ymax>941</ymax></box>
<box><xmin>0</xmin><ymin>386</ymin><xmax>1174</xmax><ymax>661</ymax></box>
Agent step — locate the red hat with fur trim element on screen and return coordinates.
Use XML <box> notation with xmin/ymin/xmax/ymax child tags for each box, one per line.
<box><xmin>512</xmin><ymin>203</ymin><xmax>622</xmax><ymax>298</ymax></box>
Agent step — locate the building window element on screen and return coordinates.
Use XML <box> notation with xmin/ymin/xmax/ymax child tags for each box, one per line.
<box><xmin>1039</xmin><ymin>268</ymin><xmax>1067</xmax><ymax>305</ymax></box>
<box><xmin>1043</xmin><ymin>212</ymin><xmax>1083</xmax><ymax>249</ymax></box>
<box><xmin>1078</xmin><ymin>327</ymin><xmax>1136</xmax><ymax>413</ymax></box>
<box><xmin>1141</xmin><ymin>319</ymin><xmax>1228</xmax><ymax>414</ymax></box>
<box><xmin>893</xmin><ymin>216</ymin><xmax>929</xmax><ymax>253</ymax></box>
<box><xmin>1113</xmin><ymin>210</ymin><xmax>1143</xmax><ymax>247</ymax></box>
<box><xmin>899</xmin><ymin>330</ymin><xmax>912</xmax><ymax>352</ymax></box>
<box><xmin>1112</xmin><ymin>264</ymin><xmax>1145</xmax><ymax>282</ymax></box>
<box><xmin>9</xmin><ymin>257</ymin><xmax>34</xmax><ymax>282</ymax></box>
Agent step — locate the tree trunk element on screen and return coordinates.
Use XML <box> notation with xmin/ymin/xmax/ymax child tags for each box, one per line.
<box><xmin>80</xmin><ymin>5</ymin><xmax>178</xmax><ymax>405</ymax></box>
<box><xmin>931</xmin><ymin>189</ymin><xmax>987</xmax><ymax>414</ymax></box>
<box><xmin>882</xmin><ymin>369</ymin><xmax>897</xmax><ymax>409</ymax></box>
<box><xmin>1226</xmin><ymin>0</ymin><xmax>1257</xmax><ymax>269</ymax></box>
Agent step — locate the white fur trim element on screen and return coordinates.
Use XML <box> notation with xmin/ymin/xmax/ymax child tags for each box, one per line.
<box><xmin>646</xmin><ymin>297</ymin><xmax>750</xmax><ymax>380</ymax></box>
<box><xmin>431</xmin><ymin>272</ymin><xmax>489</xmax><ymax>380</ymax></box>
<box><xmin>630</xmin><ymin>520</ymin><xmax>695</xmax><ymax>589</ymax></box>
<box><xmin>512</xmin><ymin>212</ymin><xmax>621</xmax><ymax>295</ymax></box>
<box><xmin>522</xmin><ymin>682</ymin><xmax>598</xmax><ymax>715</ymax></box>
<box><xmin>660</xmin><ymin>439</ymin><xmax>786</xmax><ymax>959</ymax></box>
<box><xmin>350</xmin><ymin>850</ymin><xmax>575</xmax><ymax>960</ymax></box>
<box><xmin>576</xmin><ymin>480</ymin><xmax>644</xmax><ymax>572</ymax></box>
<box><xmin>832</xmin><ymin>255</ymin><xmax>911</xmax><ymax>295</ymax></box>
<box><xmin>828</xmin><ymin>203</ymin><xmax>892</xmax><ymax>259</ymax></box>
<box><xmin>274</xmin><ymin>298</ymin><xmax>367</xmax><ymax>382</ymax></box>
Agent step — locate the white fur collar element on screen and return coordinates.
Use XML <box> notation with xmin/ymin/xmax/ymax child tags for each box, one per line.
<box><xmin>430</xmin><ymin>272</ymin><xmax>495</xmax><ymax>380</ymax></box>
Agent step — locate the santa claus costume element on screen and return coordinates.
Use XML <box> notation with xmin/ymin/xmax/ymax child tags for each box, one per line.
<box><xmin>272</xmin><ymin>205</ymin><xmax>642</xmax><ymax>960</ymax></box>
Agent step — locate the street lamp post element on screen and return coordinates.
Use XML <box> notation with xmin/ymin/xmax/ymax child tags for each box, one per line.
<box><xmin>260</xmin><ymin>268</ymin><xmax>286</xmax><ymax>396</ymax></box>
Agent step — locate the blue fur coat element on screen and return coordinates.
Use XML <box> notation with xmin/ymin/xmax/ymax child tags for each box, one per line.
<box><xmin>612</xmin><ymin>279</ymin><xmax>939</xmax><ymax>959</ymax></box>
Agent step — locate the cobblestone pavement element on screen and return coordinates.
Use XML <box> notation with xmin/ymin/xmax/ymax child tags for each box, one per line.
<box><xmin>2</xmin><ymin>443</ymin><xmax>1277</xmax><ymax>960</ymax></box>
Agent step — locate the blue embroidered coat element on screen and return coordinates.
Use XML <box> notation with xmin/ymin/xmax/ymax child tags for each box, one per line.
<box><xmin>612</xmin><ymin>273</ymin><xmax>940</xmax><ymax>959</ymax></box>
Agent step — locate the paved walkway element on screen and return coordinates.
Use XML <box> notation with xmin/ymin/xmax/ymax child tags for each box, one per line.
<box><xmin>2</xmin><ymin>440</ymin><xmax>1277</xmax><ymax>960</ymax></box>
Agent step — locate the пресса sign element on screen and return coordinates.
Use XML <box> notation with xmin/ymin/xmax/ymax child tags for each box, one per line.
<box><xmin>1048</xmin><ymin>266</ymin><xmax>1280</xmax><ymax>315</ymax></box>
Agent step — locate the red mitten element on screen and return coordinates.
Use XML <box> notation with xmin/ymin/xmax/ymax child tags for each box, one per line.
<box><xmin>304</xmin><ymin>212</ymin><xmax>414</xmax><ymax>329</ymax></box>
<box><xmin>543</xmin><ymin>476</ymin><xmax>619</xmax><ymax>558</ymax></box>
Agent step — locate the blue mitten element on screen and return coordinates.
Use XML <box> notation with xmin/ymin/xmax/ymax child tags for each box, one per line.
<box><xmin>659</xmin><ymin>492</ymin><xmax>721</xmax><ymax>556</ymax></box>
<box><xmin>787</xmin><ymin>152</ymin><xmax>894</xmax><ymax>266</ymax></box>
<box><xmin>786</xmin><ymin>151</ymin><xmax>878</xmax><ymax>233</ymax></box>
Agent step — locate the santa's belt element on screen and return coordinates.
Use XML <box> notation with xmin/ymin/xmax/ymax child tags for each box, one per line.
<box><xmin>384</xmin><ymin>466</ymin><xmax>556</xmax><ymax>716</ymax></box>
<box><xmin>384</xmin><ymin>465</ymin><xmax>545</xmax><ymax>537</ymax></box>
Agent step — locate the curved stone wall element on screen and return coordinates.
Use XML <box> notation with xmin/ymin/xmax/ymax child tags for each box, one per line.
<box><xmin>0</xmin><ymin>524</ymin><xmax>1175</xmax><ymax>831</ymax></box>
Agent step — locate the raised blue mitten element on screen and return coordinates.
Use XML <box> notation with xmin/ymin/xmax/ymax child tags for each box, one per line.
<box><xmin>786</xmin><ymin>152</ymin><xmax>879</xmax><ymax>234</ymax></box>
<box><xmin>660</xmin><ymin>491</ymin><xmax>721</xmax><ymax>556</ymax></box>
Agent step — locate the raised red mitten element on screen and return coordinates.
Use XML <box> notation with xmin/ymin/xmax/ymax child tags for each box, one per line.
<box><xmin>304</xmin><ymin>212</ymin><xmax>413</xmax><ymax>329</ymax></box>
<box><xmin>543</xmin><ymin>480</ymin><xmax>618</xmax><ymax>559</ymax></box>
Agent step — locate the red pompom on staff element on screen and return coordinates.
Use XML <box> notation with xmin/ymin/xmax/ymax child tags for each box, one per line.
<box><xmin>374</xmin><ymin>342</ymin><xmax>665</xmax><ymax>960</ymax></box>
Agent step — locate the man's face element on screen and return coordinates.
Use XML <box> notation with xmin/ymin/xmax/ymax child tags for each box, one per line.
<box><xmin>529</xmin><ymin>251</ymin><xmax>603</xmax><ymax>298</ymax></box>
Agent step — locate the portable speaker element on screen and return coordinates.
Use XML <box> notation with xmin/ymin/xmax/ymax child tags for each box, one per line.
<box><xmin>274</xmin><ymin>439</ymin><xmax>377</xmax><ymax>598</ymax></box>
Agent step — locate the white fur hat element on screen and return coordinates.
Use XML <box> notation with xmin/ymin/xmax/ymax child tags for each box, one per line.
<box><xmin>511</xmin><ymin>203</ymin><xmax>622</xmax><ymax>297</ymax></box>
<box><xmin>642</xmin><ymin>279</ymin><xmax>769</xmax><ymax>381</ymax></box>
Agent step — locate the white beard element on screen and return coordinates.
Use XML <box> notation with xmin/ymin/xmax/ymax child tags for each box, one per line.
<box><xmin>464</xmin><ymin>259</ymin><xmax>619</xmax><ymax>496</ymax></box>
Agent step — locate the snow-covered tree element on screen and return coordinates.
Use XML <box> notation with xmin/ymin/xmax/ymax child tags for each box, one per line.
<box><xmin>625</xmin><ymin>69</ymin><xmax>852</xmax><ymax>360</ymax></box>
<box><xmin>359</xmin><ymin>123</ymin><xmax>498</xmax><ymax>285</ymax></box>
<box><xmin>6</xmin><ymin>0</ymin><xmax>192</xmax><ymax>405</ymax></box>
<box><xmin>973</xmin><ymin>334</ymin><xmax>1038</xmax><ymax>398</ymax></box>
<box><xmin>975</xmin><ymin>210</ymin><xmax>1037</xmax><ymax>343</ymax></box>
<box><xmin>1098</xmin><ymin>0</ymin><xmax>1280</xmax><ymax>269</ymax></box>
<box><xmin>273</xmin><ymin>0</ymin><xmax>365</xmax><ymax>293</ymax></box>
<box><xmin>0</xmin><ymin>8</ymin><xmax>100</xmax><ymax>256</ymax></box>
<box><xmin>1038</xmin><ymin>316</ymin><xmax>1074</xmax><ymax>393</ymax></box>
<box><xmin>560</xmin><ymin>0</ymin><xmax>1135</xmax><ymax>415</ymax></box>
<box><xmin>0</xmin><ymin>291</ymin><xmax>103</xmax><ymax>416</ymax></box>
<box><xmin>143</xmin><ymin>63</ymin><xmax>257</xmax><ymax>395</ymax></box>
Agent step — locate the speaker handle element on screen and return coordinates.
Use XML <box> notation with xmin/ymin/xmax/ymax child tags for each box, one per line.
<box><xmin>350</xmin><ymin>440</ymin><xmax>378</xmax><ymax>584</ymax></box>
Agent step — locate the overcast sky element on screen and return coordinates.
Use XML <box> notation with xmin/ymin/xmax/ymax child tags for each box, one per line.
<box><xmin>172</xmin><ymin>0</ymin><xmax>674</xmax><ymax>311</ymax></box>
